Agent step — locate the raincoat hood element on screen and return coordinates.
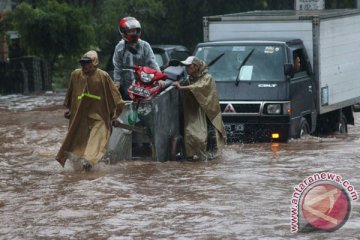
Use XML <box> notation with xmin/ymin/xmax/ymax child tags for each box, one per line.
<box><xmin>80</xmin><ymin>50</ymin><xmax>99</xmax><ymax>67</ymax></box>
<box><xmin>194</xmin><ymin>59</ymin><xmax>208</xmax><ymax>79</ymax></box>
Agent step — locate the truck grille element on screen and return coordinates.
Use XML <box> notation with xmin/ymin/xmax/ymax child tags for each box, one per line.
<box><xmin>220</xmin><ymin>103</ymin><xmax>261</xmax><ymax>114</ymax></box>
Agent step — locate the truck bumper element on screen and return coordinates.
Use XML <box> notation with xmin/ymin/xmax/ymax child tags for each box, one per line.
<box><xmin>223</xmin><ymin>116</ymin><xmax>290</xmax><ymax>143</ymax></box>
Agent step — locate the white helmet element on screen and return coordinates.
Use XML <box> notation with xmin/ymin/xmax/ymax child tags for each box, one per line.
<box><xmin>118</xmin><ymin>16</ymin><xmax>141</xmax><ymax>43</ymax></box>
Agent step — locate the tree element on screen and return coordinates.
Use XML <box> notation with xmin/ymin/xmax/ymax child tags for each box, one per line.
<box><xmin>7</xmin><ymin>0</ymin><xmax>358</xmax><ymax>89</ymax></box>
<box><xmin>10</xmin><ymin>0</ymin><xmax>96</xmax><ymax>68</ymax></box>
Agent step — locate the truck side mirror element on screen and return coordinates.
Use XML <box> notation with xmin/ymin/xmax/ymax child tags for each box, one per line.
<box><xmin>284</xmin><ymin>63</ymin><xmax>294</xmax><ymax>79</ymax></box>
<box><xmin>306</xmin><ymin>60</ymin><xmax>313</xmax><ymax>75</ymax></box>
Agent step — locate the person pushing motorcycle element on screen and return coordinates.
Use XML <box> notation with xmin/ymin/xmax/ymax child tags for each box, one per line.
<box><xmin>113</xmin><ymin>16</ymin><xmax>165</xmax><ymax>100</ymax></box>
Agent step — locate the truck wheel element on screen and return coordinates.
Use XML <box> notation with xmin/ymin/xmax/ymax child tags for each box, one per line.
<box><xmin>170</xmin><ymin>136</ymin><xmax>186</xmax><ymax>161</ymax></box>
<box><xmin>298</xmin><ymin>117</ymin><xmax>310</xmax><ymax>138</ymax></box>
<box><xmin>336</xmin><ymin>115</ymin><xmax>348</xmax><ymax>133</ymax></box>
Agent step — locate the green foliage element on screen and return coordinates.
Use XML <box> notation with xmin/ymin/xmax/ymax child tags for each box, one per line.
<box><xmin>6</xmin><ymin>0</ymin><xmax>358</xmax><ymax>90</ymax></box>
<box><xmin>10</xmin><ymin>0</ymin><xmax>96</xmax><ymax>65</ymax></box>
<box><xmin>9</xmin><ymin>0</ymin><xmax>359</xmax><ymax>61</ymax></box>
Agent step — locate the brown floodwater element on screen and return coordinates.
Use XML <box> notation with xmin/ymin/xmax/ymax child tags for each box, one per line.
<box><xmin>0</xmin><ymin>93</ymin><xmax>359</xmax><ymax>239</ymax></box>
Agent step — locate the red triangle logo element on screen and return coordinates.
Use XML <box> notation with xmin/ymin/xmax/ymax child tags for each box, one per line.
<box><xmin>224</xmin><ymin>104</ymin><xmax>235</xmax><ymax>113</ymax></box>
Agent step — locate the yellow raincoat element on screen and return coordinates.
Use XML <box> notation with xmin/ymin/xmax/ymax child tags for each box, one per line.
<box><xmin>182</xmin><ymin>60</ymin><xmax>226</xmax><ymax>159</ymax></box>
<box><xmin>56</xmin><ymin>51</ymin><xmax>125</xmax><ymax>167</ymax></box>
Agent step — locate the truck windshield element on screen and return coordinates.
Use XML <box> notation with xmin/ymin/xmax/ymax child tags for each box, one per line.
<box><xmin>195</xmin><ymin>45</ymin><xmax>285</xmax><ymax>82</ymax></box>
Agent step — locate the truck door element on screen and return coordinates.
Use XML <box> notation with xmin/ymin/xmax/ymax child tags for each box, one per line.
<box><xmin>289</xmin><ymin>47</ymin><xmax>316</xmax><ymax>136</ymax></box>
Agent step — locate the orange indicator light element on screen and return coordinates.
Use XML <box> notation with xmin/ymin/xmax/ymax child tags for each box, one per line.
<box><xmin>272</xmin><ymin>133</ymin><xmax>280</xmax><ymax>139</ymax></box>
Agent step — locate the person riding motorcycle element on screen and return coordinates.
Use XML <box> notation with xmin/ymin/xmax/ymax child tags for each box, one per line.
<box><xmin>113</xmin><ymin>16</ymin><xmax>165</xmax><ymax>100</ymax></box>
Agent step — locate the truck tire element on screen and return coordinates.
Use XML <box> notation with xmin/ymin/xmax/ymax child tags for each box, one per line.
<box><xmin>298</xmin><ymin>117</ymin><xmax>310</xmax><ymax>138</ymax></box>
<box><xmin>170</xmin><ymin>135</ymin><xmax>186</xmax><ymax>161</ymax></box>
<box><xmin>336</xmin><ymin>115</ymin><xmax>348</xmax><ymax>133</ymax></box>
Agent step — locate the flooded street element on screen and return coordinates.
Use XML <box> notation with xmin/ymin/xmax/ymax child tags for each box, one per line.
<box><xmin>0</xmin><ymin>93</ymin><xmax>359</xmax><ymax>239</ymax></box>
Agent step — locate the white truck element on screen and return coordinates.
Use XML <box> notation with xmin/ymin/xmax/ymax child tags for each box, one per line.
<box><xmin>193</xmin><ymin>9</ymin><xmax>360</xmax><ymax>142</ymax></box>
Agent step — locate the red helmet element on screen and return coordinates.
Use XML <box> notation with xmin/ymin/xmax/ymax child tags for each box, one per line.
<box><xmin>118</xmin><ymin>17</ymin><xmax>141</xmax><ymax>43</ymax></box>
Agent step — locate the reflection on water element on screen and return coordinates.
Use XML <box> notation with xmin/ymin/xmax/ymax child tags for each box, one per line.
<box><xmin>0</xmin><ymin>93</ymin><xmax>359</xmax><ymax>239</ymax></box>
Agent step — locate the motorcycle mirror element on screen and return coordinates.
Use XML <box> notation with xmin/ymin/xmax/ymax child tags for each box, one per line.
<box><xmin>306</xmin><ymin>60</ymin><xmax>313</xmax><ymax>75</ymax></box>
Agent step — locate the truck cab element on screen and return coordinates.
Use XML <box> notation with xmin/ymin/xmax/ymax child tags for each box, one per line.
<box><xmin>196</xmin><ymin>10</ymin><xmax>360</xmax><ymax>143</ymax></box>
<box><xmin>193</xmin><ymin>39</ymin><xmax>316</xmax><ymax>142</ymax></box>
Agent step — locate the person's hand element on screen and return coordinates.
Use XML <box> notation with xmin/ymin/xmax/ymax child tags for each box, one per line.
<box><xmin>172</xmin><ymin>81</ymin><xmax>180</xmax><ymax>89</ymax></box>
<box><xmin>112</xmin><ymin>119</ymin><xmax>121</xmax><ymax>128</ymax></box>
<box><xmin>114</xmin><ymin>81</ymin><xmax>120</xmax><ymax>89</ymax></box>
<box><xmin>64</xmin><ymin>111</ymin><xmax>71</xmax><ymax>119</ymax></box>
<box><xmin>158</xmin><ymin>80</ymin><xmax>166</xmax><ymax>89</ymax></box>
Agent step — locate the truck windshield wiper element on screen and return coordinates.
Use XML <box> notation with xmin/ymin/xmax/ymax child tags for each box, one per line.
<box><xmin>235</xmin><ymin>48</ymin><xmax>255</xmax><ymax>86</ymax></box>
<box><xmin>208</xmin><ymin>52</ymin><xmax>225</xmax><ymax>67</ymax></box>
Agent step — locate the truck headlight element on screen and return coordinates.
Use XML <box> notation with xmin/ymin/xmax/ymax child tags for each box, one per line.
<box><xmin>264</xmin><ymin>102</ymin><xmax>291</xmax><ymax>115</ymax></box>
<box><xmin>266</xmin><ymin>104</ymin><xmax>281</xmax><ymax>114</ymax></box>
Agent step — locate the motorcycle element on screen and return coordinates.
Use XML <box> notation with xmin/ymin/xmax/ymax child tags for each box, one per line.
<box><xmin>127</xmin><ymin>65</ymin><xmax>168</xmax><ymax>102</ymax></box>
<box><xmin>126</xmin><ymin>59</ymin><xmax>184</xmax><ymax>102</ymax></box>
<box><xmin>122</xmin><ymin>61</ymin><xmax>184</xmax><ymax>125</ymax></box>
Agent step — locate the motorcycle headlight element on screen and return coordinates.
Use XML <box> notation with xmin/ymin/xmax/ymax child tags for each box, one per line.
<box><xmin>140</xmin><ymin>71</ymin><xmax>154</xmax><ymax>83</ymax></box>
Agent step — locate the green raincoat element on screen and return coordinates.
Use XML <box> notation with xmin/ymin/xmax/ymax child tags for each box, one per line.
<box><xmin>182</xmin><ymin>60</ymin><xmax>226</xmax><ymax>159</ymax></box>
<box><xmin>56</xmin><ymin>51</ymin><xmax>125</xmax><ymax>167</ymax></box>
